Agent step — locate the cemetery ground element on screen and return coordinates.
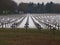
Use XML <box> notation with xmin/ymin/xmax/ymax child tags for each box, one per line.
<box><xmin>0</xmin><ymin>28</ymin><xmax>60</xmax><ymax>45</ymax></box>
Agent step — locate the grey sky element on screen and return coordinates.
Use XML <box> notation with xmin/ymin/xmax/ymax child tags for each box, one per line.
<box><xmin>13</xmin><ymin>0</ymin><xmax>60</xmax><ymax>4</ymax></box>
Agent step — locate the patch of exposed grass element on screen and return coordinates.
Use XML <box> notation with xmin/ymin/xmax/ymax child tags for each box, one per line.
<box><xmin>0</xmin><ymin>28</ymin><xmax>60</xmax><ymax>45</ymax></box>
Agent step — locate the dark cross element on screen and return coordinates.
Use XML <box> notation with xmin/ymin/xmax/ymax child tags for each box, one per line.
<box><xmin>57</xmin><ymin>24</ymin><xmax>60</xmax><ymax>30</ymax></box>
<box><xmin>36</xmin><ymin>23</ymin><xmax>42</xmax><ymax>29</ymax></box>
<box><xmin>24</xmin><ymin>16</ymin><xmax>29</xmax><ymax>30</ymax></box>
<box><xmin>11</xmin><ymin>23</ymin><xmax>17</xmax><ymax>28</ymax></box>
<box><xmin>49</xmin><ymin>25</ymin><xmax>53</xmax><ymax>31</ymax></box>
<box><xmin>1</xmin><ymin>22</ymin><xmax>4</xmax><ymax>28</ymax></box>
<box><xmin>4</xmin><ymin>22</ymin><xmax>8</xmax><ymax>28</ymax></box>
<box><xmin>25</xmin><ymin>23</ymin><xmax>29</xmax><ymax>30</ymax></box>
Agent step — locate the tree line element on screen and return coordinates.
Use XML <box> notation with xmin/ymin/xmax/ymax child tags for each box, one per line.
<box><xmin>0</xmin><ymin>0</ymin><xmax>60</xmax><ymax>14</ymax></box>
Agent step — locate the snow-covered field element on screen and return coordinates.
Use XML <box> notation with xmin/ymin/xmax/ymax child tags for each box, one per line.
<box><xmin>0</xmin><ymin>14</ymin><xmax>60</xmax><ymax>29</ymax></box>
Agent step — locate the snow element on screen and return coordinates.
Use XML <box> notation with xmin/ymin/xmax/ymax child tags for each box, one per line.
<box><xmin>8</xmin><ymin>17</ymin><xmax>24</xmax><ymax>28</ymax></box>
<box><xmin>18</xmin><ymin>16</ymin><xmax>28</xmax><ymax>28</ymax></box>
<box><xmin>29</xmin><ymin>16</ymin><xmax>36</xmax><ymax>28</ymax></box>
<box><xmin>1</xmin><ymin>17</ymin><xmax>24</xmax><ymax>28</ymax></box>
<box><xmin>32</xmin><ymin>16</ymin><xmax>47</xmax><ymax>29</ymax></box>
<box><xmin>0</xmin><ymin>14</ymin><xmax>60</xmax><ymax>29</ymax></box>
<box><xmin>18</xmin><ymin>15</ymin><xmax>37</xmax><ymax>28</ymax></box>
<box><xmin>15</xmin><ymin>17</ymin><xmax>24</xmax><ymax>23</ymax></box>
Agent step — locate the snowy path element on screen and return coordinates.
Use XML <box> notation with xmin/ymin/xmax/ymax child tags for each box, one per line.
<box><xmin>32</xmin><ymin>16</ymin><xmax>47</xmax><ymax>29</ymax></box>
<box><xmin>18</xmin><ymin>15</ymin><xmax>36</xmax><ymax>28</ymax></box>
<box><xmin>29</xmin><ymin>16</ymin><xmax>36</xmax><ymax>28</ymax></box>
<box><xmin>18</xmin><ymin>16</ymin><xmax>28</xmax><ymax>28</ymax></box>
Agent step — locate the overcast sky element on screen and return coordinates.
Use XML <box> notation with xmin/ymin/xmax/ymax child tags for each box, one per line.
<box><xmin>13</xmin><ymin>0</ymin><xmax>60</xmax><ymax>4</ymax></box>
